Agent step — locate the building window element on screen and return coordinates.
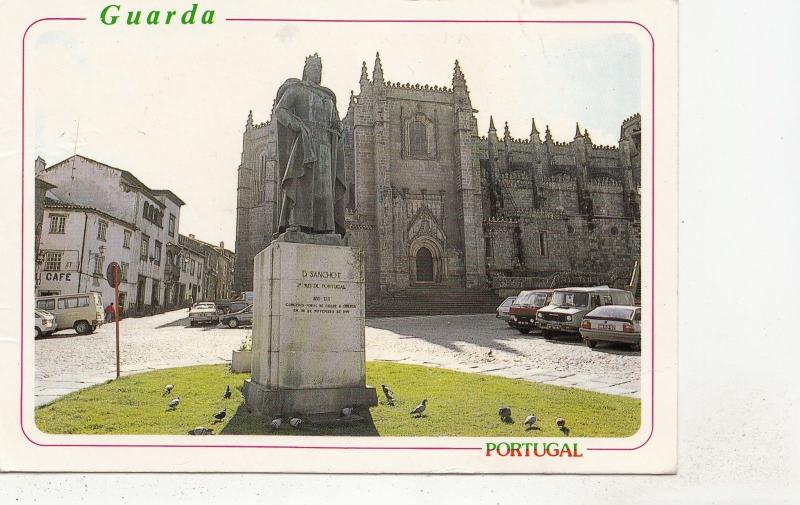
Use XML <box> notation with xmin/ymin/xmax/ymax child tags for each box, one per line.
<box><xmin>260</xmin><ymin>155</ymin><xmax>268</xmax><ymax>204</ymax></box>
<box><xmin>43</xmin><ymin>251</ymin><xmax>62</xmax><ymax>271</ymax></box>
<box><xmin>190</xmin><ymin>259</ymin><xmax>196</xmax><ymax>275</ymax></box>
<box><xmin>37</xmin><ymin>298</ymin><xmax>56</xmax><ymax>311</ymax></box>
<box><xmin>49</xmin><ymin>214</ymin><xmax>66</xmax><ymax>234</ymax></box>
<box><xmin>143</xmin><ymin>202</ymin><xmax>164</xmax><ymax>228</ymax></box>
<box><xmin>168</xmin><ymin>214</ymin><xmax>176</xmax><ymax>237</ymax></box>
<box><xmin>410</xmin><ymin>121</ymin><xmax>427</xmax><ymax>157</ymax></box>
<box><xmin>182</xmin><ymin>256</ymin><xmax>187</xmax><ymax>272</ymax></box>
<box><xmin>123</xmin><ymin>229</ymin><xmax>132</xmax><ymax>249</ymax></box>
<box><xmin>120</xmin><ymin>262</ymin><xmax>129</xmax><ymax>282</ymax></box>
<box><xmin>97</xmin><ymin>220</ymin><xmax>108</xmax><ymax>241</ymax></box>
<box><xmin>93</xmin><ymin>254</ymin><xmax>105</xmax><ymax>275</ymax></box>
<box><xmin>140</xmin><ymin>234</ymin><xmax>150</xmax><ymax>261</ymax></box>
<box><xmin>539</xmin><ymin>231</ymin><xmax>547</xmax><ymax>256</ymax></box>
<box><xmin>198</xmin><ymin>264</ymin><xmax>202</xmax><ymax>280</ymax></box>
<box><xmin>154</xmin><ymin>241</ymin><xmax>162</xmax><ymax>265</ymax></box>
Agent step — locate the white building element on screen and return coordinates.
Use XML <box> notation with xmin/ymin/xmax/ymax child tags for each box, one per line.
<box><xmin>37</xmin><ymin>202</ymin><xmax>138</xmax><ymax>312</ymax></box>
<box><xmin>35</xmin><ymin>155</ymin><xmax>185</xmax><ymax>315</ymax></box>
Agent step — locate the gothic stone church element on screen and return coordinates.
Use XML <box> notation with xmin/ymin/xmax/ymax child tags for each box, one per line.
<box><xmin>234</xmin><ymin>54</ymin><xmax>641</xmax><ymax>299</ymax></box>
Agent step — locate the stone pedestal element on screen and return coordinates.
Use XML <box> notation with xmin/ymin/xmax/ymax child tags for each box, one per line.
<box><xmin>243</xmin><ymin>239</ymin><xmax>377</xmax><ymax>417</ymax></box>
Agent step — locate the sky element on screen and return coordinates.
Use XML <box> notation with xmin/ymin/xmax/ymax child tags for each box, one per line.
<box><xmin>28</xmin><ymin>20</ymin><xmax>643</xmax><ymax>251</ymax></box>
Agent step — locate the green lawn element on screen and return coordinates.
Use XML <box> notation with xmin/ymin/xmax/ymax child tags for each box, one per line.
<box><xmin>35</xmin><ymin>362</ymin><xmax>640</xmax><ymax>437</ymax></box>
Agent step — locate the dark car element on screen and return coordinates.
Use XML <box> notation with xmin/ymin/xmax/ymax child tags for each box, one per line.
<box><xmin>508</xmin><ymin>289</ymin><xmax>553</xmax><ymax>334</ymax></box>
<box><xmin>220</xmin><ymin>304</ymin><xmax>253</xmax><ymax>328</ymax></box>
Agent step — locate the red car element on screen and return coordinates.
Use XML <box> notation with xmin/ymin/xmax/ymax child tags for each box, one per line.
<box><xmin>508</xmin><ymin>289</ymin><xmax>553</xmax><ymax>334</ymax></box>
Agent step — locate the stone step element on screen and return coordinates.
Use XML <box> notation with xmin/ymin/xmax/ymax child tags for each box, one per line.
<box><xmin>365</xmin><ymin>288</ymin><xmax>504</xmax><ymax>318</ymax></box>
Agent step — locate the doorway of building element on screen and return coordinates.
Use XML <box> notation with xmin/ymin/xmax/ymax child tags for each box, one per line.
<box><xmin>415</xmin><ymin>247</ymin><xmax>434</xmax><ymax>283</ymax></box>
<box><xmin>136</xmin><ymin>275</ymin><xmax>146</xmax><ymax>313</ymax></box>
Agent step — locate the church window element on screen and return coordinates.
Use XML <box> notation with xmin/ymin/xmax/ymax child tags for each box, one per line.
<box><xmin>410</xmin><ymin>121</ymin><xmax>427</xmax><ymax>157</ymax></box>
<box><xmin>539</xmin><ymin>231</ymin><xmax>547</xmax><ymax>256</ymax></box>
<box><xmin>257</xmin><ymin>154</ymin><xmax>267</xmax><ymax>204</ymax></box>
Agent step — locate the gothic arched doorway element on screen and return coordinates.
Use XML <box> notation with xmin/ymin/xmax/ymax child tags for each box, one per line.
<box><xmin>415</xmin><ymin>247</ymin><xmax>434</xmax><ymax>282</ymax></box>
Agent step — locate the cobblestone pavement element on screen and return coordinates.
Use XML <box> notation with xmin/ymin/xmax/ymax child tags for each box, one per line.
<box><xmin>34</xmin><ymin>309</ymin><xmax>249</xmax><ymax>406</ymax></box>
<box><xmin>365</xmin><ymin>314</ymin><xmax>642</xmax><ymax>398</ymax></box>
<box><xmin>34</xmin><ymin>311</ymin><xmax>641</xmax><ymax>407</ymax></box>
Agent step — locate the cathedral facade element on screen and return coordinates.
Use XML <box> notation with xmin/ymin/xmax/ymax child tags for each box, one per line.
<box><xmin>234</xmin><ymin>54</ymin><xmax>641</xmax><ymax>298</ymax></box>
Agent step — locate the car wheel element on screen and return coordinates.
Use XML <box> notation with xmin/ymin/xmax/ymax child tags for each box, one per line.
<box><xmin>189</xmin><ymin>321</ymin><xmax>196</xmax><ymax>327</ymax></box>
<box><xmin>227</xmin><ymin>318</ymin><xmax>239</xmax><ymax>329</ymax></box>
<box><xmin>542</xmin><ymin>330</ymin><xmax>556</xmax><ymax>340</ymax></box>
<box><xmin>585</xmin><ymin>339</ymin><xmax>597</xmax><ymax>348</ymax></box>
<box><xmin>74</xmin><ymin>320</ymin><xmax>92</xmax><ymax>335</ymax></box>
<box><xmin>518</xmin><ymin>328</ymin><xmax>530</xmax><ymax>334</ymax></box>
<box><xmin>631</xmin><ymin>342</ymin><xmax>641</xmax><ymax>352</ymax></box>
<box><xmin>35</xmin><ymin>327</ymin><xmax>42</xmax><ymax>338</ymax></box>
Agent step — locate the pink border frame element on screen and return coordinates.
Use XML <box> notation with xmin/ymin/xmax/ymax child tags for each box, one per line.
<box><xmin>20</xmin><ymin>16</ymin><xmax>655</xmax><ymax>455</ymax></box>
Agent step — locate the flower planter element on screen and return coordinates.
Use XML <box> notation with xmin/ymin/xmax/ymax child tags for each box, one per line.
<box><xmin>231</xmin><ymin>349</ymin><xmax>252</xmax><ymax>373</ymax></box>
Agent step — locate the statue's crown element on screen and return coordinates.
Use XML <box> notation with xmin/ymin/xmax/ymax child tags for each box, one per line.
<box><xmin>305</xmin><ymin>53</ymin><xmax>322</xmax><ymax>68</ymax></box>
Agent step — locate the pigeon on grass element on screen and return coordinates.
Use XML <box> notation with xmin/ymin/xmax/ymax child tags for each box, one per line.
<box><xmin>381</xmin><ymin>385</ymin><xmax>396</xmax><ymax>406</ymax></box>
<box><xmin>340</xmin><ymin>407</ymin><xmax>354</xmax><ymax>417</ymax></box>
<box><xmin>212</xmin><ymin>408</ymin><xmax>227</xmax><ymax>423</ymax></box>
<box><xmin>222</xmin><ymin>385</ymin><xmax>232</xmax><ymax>399</ymax></box>
<box><xmin>188</xmin><ymin>427</ymin><xmax>214</xmax><ymax>435</ymax></box>
<box><xmin>163</xmin><ymin>384</ymin><xmax>174</xmax><ymax>397</ymax></box>
<box><xmin>410</xmin><ymin>399</ymin><xmax>427</xmax><ymax>417</ymax></box>
<box><xmin>167</xmin><ymin>397</ymin><xmax>181</xmax><ymax>410</ymax></box>
<box><xmin>289</xmin><ymin>417</ymin><xmax>303</xmax><ymax>429</ymax></box>
<box><xmin>523</xmin><ymin>414</ymin><xmax>537</xmax><ymax>430</ymax></box>
<box><xmin>498</xmin><ymin>406</ymin><xmax>512</xmax><ymax>423</ymax></box>
<box><xmin>271</xmin><ymin>418</ymin><xmax>283</xmax><ymax>430</ymax></box>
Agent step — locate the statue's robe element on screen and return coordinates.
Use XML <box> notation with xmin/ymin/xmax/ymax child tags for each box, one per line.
<box><xmin>274</xmin><ymin>78</ymin><xmax>347</xmax><ymax>236</ymax></box>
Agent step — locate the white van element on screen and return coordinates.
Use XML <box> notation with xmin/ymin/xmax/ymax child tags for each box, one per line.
<box><xmin>535</xmin><ymin>286</ymin><xmax>635</xmax><ymax>338</ymax></box>
<box><xmin>35</xmin><ymin>292</ymin><xmax>104</xmax><ymax>335</ymax></box>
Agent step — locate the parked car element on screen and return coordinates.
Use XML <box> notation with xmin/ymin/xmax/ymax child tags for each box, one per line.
<box><xmin>228</xmin><ymin>300</ymin><xmax>250</xmax><ymax>315</ymax></box>
<box><xmin>220</xmin><ymin>304</ymin><xmax>253</xmax><ymax>328</ymax></box>
<box><xmin>508</xmin><ymin>289</ymin><xmax>553</xmax><ymax>334</ymax></box>
<box><xmin>35</xmin><ymin>292</ymin><xmax>104</xmax><ymax>335</ymax></box>
<box><xmin>495</xmin><ymin>296</ymin><xmax>517</xmax><ymax>325</ymax></box>
<box><xmin>579</xmin><ymin>305</ymin><xmax>641</xmax><ymax>351</ymax></box>
<box><xmin>188</xmin><ymin>302</ymin><xmax>219</xmax><ymax>326</ymax></box>
<box><xmin>34</xmin><ymin>308</ymin><xmax>56</xmax><ymax>338</ymax></box>
<box><xmin>536</xmin><ymin>286</ymin><xmax>635</xmax><ymax>339</ymax></box>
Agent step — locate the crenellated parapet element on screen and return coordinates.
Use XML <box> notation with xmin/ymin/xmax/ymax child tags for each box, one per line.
<box><xmin>385</xmin><ymin>81</ymin><xmax>453</xmax><ymax>94</ymax></box>
<box><xmin>586</xmin><ymin>177</ymin><xmax>624</xmax><ymax>193</ymax></box>
<box><xmin>483</xmin><ymin>215</ymin><xmax>519</xmax><ymax>226</ymax></box>
<box><xmin>500</xmin><ymin>171</ymin><xmax>533</xmax><ymax>188</ymax></box>
<box><xmin>541</xmin><ymin>173</ymin><xmax>577</xmax><ymax>190</ymax></box>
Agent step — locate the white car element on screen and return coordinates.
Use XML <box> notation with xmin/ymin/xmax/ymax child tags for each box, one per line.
<box><xmin>579</xmin><ymin>305</ymin><xmax>641</xmax><ymax>351</ymax></box>
<box><xmin>188</xmin><ymin>302</ymin><xmax>219</xmax><ymax>327</ymax></box>
<box><xmin>35</xmin><ymin>308</ymin><xmax>56</xmax><ymax>338</ymax></box>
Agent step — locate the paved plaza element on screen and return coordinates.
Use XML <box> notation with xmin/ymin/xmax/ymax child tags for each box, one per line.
<box><xmin>34</xmin><ymin>310</ymin><xmax>641</xmax><ymax>407</ymax></box>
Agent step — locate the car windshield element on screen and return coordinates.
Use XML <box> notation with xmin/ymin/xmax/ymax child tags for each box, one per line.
<box><xmin>500</xmin><ymin>297</ymin><xmax>516</xmax><ymax>307</ymax></box>
<box><xmin>587</xmin><ymin>306</ymin><xmax>636</xmax><ymax>320</ymax></box>
<box><xmin>551</xmin><ymin>291</ymin><xmax>590</xmax><ymax>308</ymax></box>
<box><xmin>514</xmin><ymin>292</ymin><xmax>548</xmax><ymax>307</ymax></box>
<box><xmin>35</xmin><ymin>308</ymin><xmax>50</xmax><ymax>318</ymax></box>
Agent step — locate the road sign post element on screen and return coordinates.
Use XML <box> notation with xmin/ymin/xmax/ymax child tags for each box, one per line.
<box><xmin>107</xmin><ymin>262</ymin><xmax>121</xmax><ymax>379</ymax></box>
